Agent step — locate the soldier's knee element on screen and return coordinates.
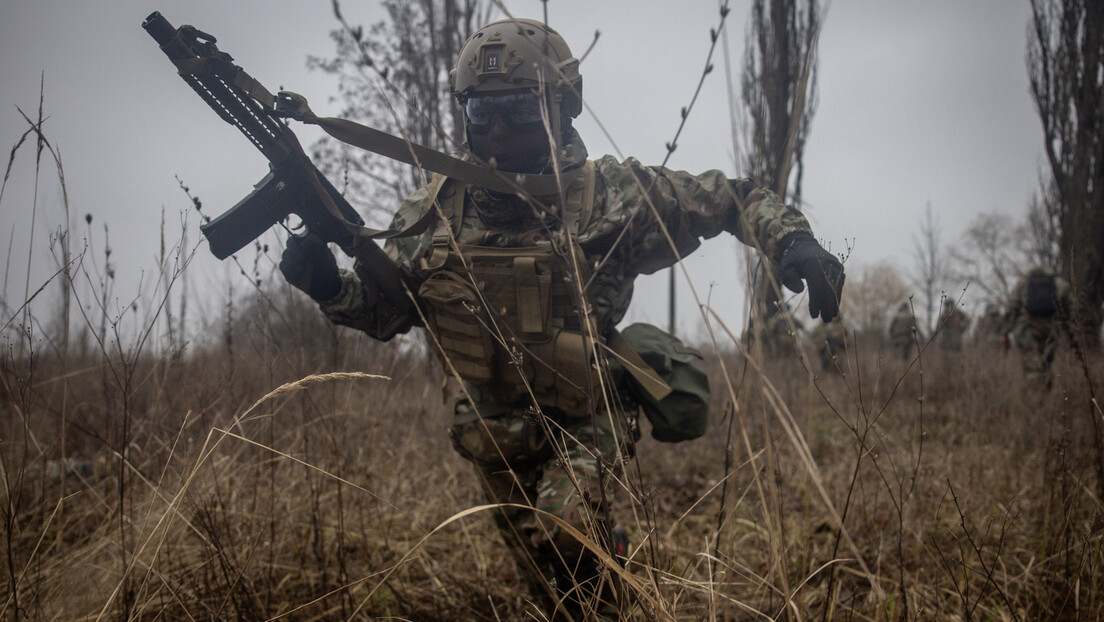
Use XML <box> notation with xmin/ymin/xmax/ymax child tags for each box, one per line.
<box><xmin>533</xmin><ymin>465</ymin><xmax>606</xmax><ymax>555</ymax></box>
<box><xmin>449</xmin><ymin>408</ymin><xmax>547</xmax><ymax>466</ymax></box>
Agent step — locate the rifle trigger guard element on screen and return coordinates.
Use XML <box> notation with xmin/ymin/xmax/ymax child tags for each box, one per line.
<box><xmin>274</xmin><ymin>91</ymin><xmax>313</xmax><ymax>121</ymax></box>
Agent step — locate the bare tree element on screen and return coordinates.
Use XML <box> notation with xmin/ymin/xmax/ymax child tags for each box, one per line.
<box><xmin>1027</xmin><ymin>0</ymin><xmax>1104</xmax><ymax>342</ymax></box>
<box><xmin>950</xmin><ymin>212</ymin><xmax>1026</xmax><ymax>307</ymax></box>
<box><xmin>840</xmin><ymin>260</ymin><xmax>909</xmax><ymax>334</ymax></box>
<box><xmin>737</xmin><ymin>0</ymin><xmax>821</xmax><ymax>324</ymax></box>
<box><xmin>1023</xmin><ymin>177</ymin><xmax>1061</xmax><ymax>271</ymax></box>
<box><xmin>910</xmin><ymin>203</ymin><xmax>950</xmax><ymax>333</ymax></box>
<box><xmin>308</xmin><ymin>0</ymin><xmax>492</xmax><ymax>224</ymax></box>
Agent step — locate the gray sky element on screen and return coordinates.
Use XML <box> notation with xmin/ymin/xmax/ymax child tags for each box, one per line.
<box><xmin>0</xmin><ymin>1</ymin><xmax>1044</xmax><ymax>343</ymax></box>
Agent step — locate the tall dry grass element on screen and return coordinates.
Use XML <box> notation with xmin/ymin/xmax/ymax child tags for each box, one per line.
<box><xmin>3</xmin><ymin>37</ymin><xmax>1103</xmax><ymax>622</ymax></box>
<box><xmin>3</xmin><ymin>288</ymin><xmax>1103</xmax><ymax>620</ymax></box>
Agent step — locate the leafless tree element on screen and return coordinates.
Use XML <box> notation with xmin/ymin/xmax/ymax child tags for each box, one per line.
<box><xmin>308</xmin><ymin>0</ymin><xmax>493</xmax><ymax>225</ymax></box>
<box><xmin>950</xmin><ymin>212</ymin><xmax>1026</xmax><ymax>307</ymax></box>
<box><xmin>737</xmin><ymin>0</ymin><xmax>820</xmax><ymax>324</ymax></box>
<box><xmin>1023</xmin><ymin>178</ymin><xmax>1061</xmax><ymax>272</ymax></box>
<box><xmin>910</xmin><ymin>203</ymin><xmax>951</xmax><ymax>333</ymax></box>
<box><xmin>839</xmin><ymin>260</ymin><xmax>909</xmax><ymax>334</ymax></box>
<box><xmin>1027</xmin><ymin>0</ymin><xmax>1104</xmax><ymax>342</ymax></box>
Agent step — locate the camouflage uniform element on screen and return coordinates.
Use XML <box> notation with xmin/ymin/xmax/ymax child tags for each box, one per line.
<box><xmin>888</xmin><ymin>302</ymin><xmax>916</xmax><ymax>359</ymax></box>
<box><xmin>1006</xmin><ymin>267</ymin><xmax>1073</xmax><ymax>384</ymax></box>
<box><xmin>936</xmin><ymin>303</ymin><xmax>969</xmax><ymax>351</ymax></box>
<box><xmin>317</xmin><ymin>130</ymin><xmax>814</xmax><ymax>604</ymax></box>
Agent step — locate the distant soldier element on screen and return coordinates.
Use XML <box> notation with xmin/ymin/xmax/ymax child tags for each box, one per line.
<box><xmin>936</xmin><ymin>303</ymin><xmax>969</xmax><ymax>351</ymax></box>
<box><xmin>1006</xmin><ymin>267</ymin><xmax>1073</xmax><ymax>383</ymax></box>
<box><xmin>888</xmin><ymin>302</ymin><xmax>916</xmax><ymax>359</ymax></box>
<box><xmin>809</xmin><ymin>315</ymin><xmax>847</xmax><ymax>371</ymax></box>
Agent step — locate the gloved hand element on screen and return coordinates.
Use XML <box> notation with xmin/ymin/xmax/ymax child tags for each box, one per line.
<box><xmin>778</xmin><ymin>231</ymin><xmax>845</xmax><ymax>321</ymax></box>
<box><xmin>279</xmin><ymin>235</ymin><xmax>343</xmax><ymax>301</ymax></box>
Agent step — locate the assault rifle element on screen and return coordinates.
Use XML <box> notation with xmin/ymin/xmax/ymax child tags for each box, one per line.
<box><xmin>142</xmin><ymin>11</ymin><xmax>412</xmax><ymax>312</ymax></box>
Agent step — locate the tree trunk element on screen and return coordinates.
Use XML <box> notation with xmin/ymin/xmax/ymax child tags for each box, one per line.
<box><xmin>1028</xmin><ymin>0</ymin><xmax>1104</xmax><ymax>344</ymax></box>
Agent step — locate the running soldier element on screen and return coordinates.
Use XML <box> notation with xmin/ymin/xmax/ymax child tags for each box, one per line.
<box><xmin>279</xmin><ymin>18</ymin><xmax>845</xmax><ymax>618</ymax></box>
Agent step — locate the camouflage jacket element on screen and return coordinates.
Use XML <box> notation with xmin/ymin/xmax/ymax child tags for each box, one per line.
<box><xmin>320</xmin><ymin>130</ymin><xmax>813</xmax><ymax>340</ymax></box>
<box><xmin>888</xmin><ymin>307</ymin><xmax>914</xmax><ymax>341</ymax></box>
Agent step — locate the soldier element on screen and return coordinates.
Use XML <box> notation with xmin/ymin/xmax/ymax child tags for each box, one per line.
<box><xmin>888</xmin><ymin>302</ymin><xmax>916</xmax><ymax>359</ymax></box>
<box><xmin>936</xmin><ymin>303</ymin><xmax>969</xmax><ymax>351</ymax></box>
<box><xmin>278</xmin><ymin>18</ymin><xmax>845</xmax><ymax>617</ymax></box>
<box><xmin>1006</xmin><ymin>266</ymin><xmax>1073</xmax><ymax>384</ymax></box>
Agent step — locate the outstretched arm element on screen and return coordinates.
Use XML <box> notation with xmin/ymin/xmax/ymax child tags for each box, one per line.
<box><xmin>590</xmin><ymin>157</ymin><xmax>844</xmax><ymax>321</ymax></box>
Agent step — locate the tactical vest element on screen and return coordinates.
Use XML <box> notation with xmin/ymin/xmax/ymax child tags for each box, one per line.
<box><xmin>416</xmin><ymin>162</ymin><xmax>602</xmax><ymax>417</ymax></box>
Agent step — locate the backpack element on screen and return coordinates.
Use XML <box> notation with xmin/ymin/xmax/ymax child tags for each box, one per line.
<box><xmin>610</xmin><ymin>323</ymin><xmax>711</xmax><ymax>443</ymax></box>
<box><xmin>1024</xmin><ymin>272</ymin><xmax>1058</xmax><ymax>317</ymax></box>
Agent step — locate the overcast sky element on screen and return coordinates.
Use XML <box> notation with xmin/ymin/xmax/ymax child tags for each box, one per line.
<box><xmin>0</xmin><ymin>0</ymin><xmax>1044</xmax><ymax>343</ymax></box>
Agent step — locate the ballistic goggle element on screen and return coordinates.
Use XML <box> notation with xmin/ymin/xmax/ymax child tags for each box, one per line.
<box><xmin>465</xmin><ymin>92</ymin><xmax>544</xmax><ymax>133</ymax></box>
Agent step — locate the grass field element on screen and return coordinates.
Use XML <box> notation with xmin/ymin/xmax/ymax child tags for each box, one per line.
<box><xmin>3</xmin><ymin>285</ymin><xmax>1102</xmax><ymax>621</ymax></box>
<box><xmin>2</xmin><ymin>96</ymin><xmax>1102</xmax><ymax>621</ymax></box>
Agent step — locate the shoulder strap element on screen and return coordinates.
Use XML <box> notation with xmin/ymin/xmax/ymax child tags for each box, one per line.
<box><xmin>418</xmin><ymin>176</ymin><xmax>466</xmax><ymax>272</ymax></box>
<box><xmin>437</xmin><ymin>178</ymin><xmax>466</xmax><ymax>235</ymax></box>
<box><xmin>607</xmin><ymin>328</ymin><xmax>672</xmax><ymax>401</ymax></box>
<box><xmin>562</xmin><ymin>161</ymin><xmax>596</xmax><ymax>234</ymax></box>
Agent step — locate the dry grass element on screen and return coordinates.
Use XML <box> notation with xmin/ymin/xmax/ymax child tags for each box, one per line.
<box><xmin>2</xmin><ymin>302</ymin><xmax>1102</xmax><ymax>621</ymax></box>
<box><xmin>2</xmin><ymin>62</ymin><xmax>1102</xmax><ymax>622</ymax></box>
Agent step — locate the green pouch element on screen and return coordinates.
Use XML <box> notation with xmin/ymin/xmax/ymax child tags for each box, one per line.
<box><xmin>613</xmin><ymin>323</ymin><xmax>711</xmax><ymax>443</ymax></box>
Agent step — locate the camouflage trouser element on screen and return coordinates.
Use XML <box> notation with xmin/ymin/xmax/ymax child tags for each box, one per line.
<box><xmin>1013</xmin><ymin>318</ymin><xmax>1058</xmax><ymax>385</ymax></box>
<box><xmin>449</xmin><ymin>384</ymin><xmax>632</xmax><ymax>613</ymax></box>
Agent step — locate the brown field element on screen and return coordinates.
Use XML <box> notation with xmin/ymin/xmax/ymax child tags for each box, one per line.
<box><xmin>3</xmin><ymin>287</ymin><xmax>1102</xmax><ymax>621</ymax></box>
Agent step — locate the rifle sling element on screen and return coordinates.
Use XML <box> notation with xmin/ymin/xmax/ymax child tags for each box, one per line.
<box><xmin>302</xmin><ymin>115</ymin><xmax>579</xmax><ymax>197</ymax></box>
<box><xmin>172</xmin><ymin>56</ymin><xmax>438</xmax><ymax>243</ymax></box>
<box><xmin>172</xmin><ymin>58</ymin><xmax>579</xmax><ymax>227</ymax></box>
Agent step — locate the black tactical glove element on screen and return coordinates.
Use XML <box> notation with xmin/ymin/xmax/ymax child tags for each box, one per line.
<box><xmin>279</xmin><ymin>235</ymin><xmax>343</xmax><ymax>301</ymax></box>
<box><xmin>778</xmin><ymin>231</ymin><xmax>845</xmax><ymax>322</ymax></box>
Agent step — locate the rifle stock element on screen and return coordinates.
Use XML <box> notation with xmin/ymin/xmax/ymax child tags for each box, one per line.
<box><xmin>143</xmin><ymin>11</ymin><xmax>413</xmax><ymax>313</ymax></box>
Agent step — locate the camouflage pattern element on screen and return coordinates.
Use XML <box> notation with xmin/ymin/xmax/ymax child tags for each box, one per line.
<box><xmin>936</xmin><ymin>304</ymin><xmax>969</xmax><ymax>351</ymax></box>
<box><xmin>317</xmin><ymin>129</ymin><xmax>815</xmax><ymax>610</ymax></box>
<box><xmin>888</xmin><ymin>302</ymin><xmax>916</xmax><ymax>359</ymax></box>
<box><xmin>1006</xmin><ymin>268</ymin><xmax>1074</xmax><ymax>384</ymax></box>
<box><xmin>320</xmin><ymin>128</ymin><xmax>813</xmax><ymax>339</ymax></box>
<box><xmin>449</xmin><ymin>384</ymin><xmax>630</xmax><ymax>603</ymax></box>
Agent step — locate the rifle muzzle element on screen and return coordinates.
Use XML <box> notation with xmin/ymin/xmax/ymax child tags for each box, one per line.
<box><xmin>142</xmin><ymin>11</ymin><xmax>176</xmax><ymax>47</ymax></box>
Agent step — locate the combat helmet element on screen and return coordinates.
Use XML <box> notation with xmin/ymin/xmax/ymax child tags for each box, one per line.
<box><xmin>451</xmin><ymin>18</ymin><xmax>583</xmax><ymax>127</ymax></box>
